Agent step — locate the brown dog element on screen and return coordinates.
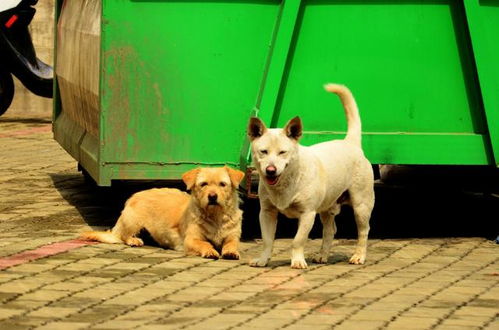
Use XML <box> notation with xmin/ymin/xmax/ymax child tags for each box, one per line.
<box><xmin>80</xmin><ymin>166</ymin><xmax>245</xmax><ymax>259</ymax></box>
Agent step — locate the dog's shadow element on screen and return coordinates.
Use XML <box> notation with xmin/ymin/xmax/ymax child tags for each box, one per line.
<box><xmin>323</xmin><ymin>253</ymin><xmax>350</xmax><ymax>264</ymax></box>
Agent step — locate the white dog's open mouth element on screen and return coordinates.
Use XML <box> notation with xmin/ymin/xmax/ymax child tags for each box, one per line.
<box><xmin>265</xmin><ymin>175</ymin><xmax>279</xmax><ymax>185</ymax></box>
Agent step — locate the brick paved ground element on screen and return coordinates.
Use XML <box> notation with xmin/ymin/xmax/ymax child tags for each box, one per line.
<box><xmin>0</xmin><ymin>116</ymin><xmax>498</xmax><ymax>330</ymax></box>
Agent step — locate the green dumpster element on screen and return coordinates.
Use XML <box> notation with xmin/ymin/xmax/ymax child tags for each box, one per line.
<box><xmin>53</xmin><ymin>0</ymin><xmax>499</xmax><ymax>187</ymax></box>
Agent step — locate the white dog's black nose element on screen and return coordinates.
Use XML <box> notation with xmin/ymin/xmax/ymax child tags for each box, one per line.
<box><xmin>266</xmin><ymin>166</ymin><xmax>277</xmax><ymax>177</ymax></box>
<box><xmin>208</xmin><ymin>192</ymin><xmax>218</xmax><ymax>205</ymax></box>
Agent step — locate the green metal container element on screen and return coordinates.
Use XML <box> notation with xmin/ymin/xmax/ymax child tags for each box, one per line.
<box><xmin>53</xmin><ymin>0</ymin><xmax>499</xmax><ymax>187</ymax></box>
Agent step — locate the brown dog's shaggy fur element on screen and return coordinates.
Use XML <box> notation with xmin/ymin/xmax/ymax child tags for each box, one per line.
<box><xmin>80</xmin><ymin>166</ymin><xmax>245</xmax><ymax>259</ymax></box>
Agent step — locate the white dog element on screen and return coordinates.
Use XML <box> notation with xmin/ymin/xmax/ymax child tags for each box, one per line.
<box><xmin>247</xmin><ymin>84</ymin><xmax>374</xmax><ymax>269</ymax></box>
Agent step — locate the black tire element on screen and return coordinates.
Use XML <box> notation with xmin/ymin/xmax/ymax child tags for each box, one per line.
<box><xmin>0</xmin><ymin>72</ymin><xmax>14</xmax><ymax>116</ymax></box>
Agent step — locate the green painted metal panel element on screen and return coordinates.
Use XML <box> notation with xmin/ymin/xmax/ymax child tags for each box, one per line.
<box><xmin>100</xmin><ymin>0</ymin><xmax>280</xmax><ymax>167</ymax></box>
<box><xmin>240</xmin><ymin>0</ymin><xmax>302</xmax><ymax>169</ymax></box>
<box><xmin>255</xmin><ymin>0</ymin><xmax>302</xmax><ymax>123</ymax></box>
<box><xmin>274</xmin><ymin>0</ymin><xmax>486</xmax><ymax>133</ymax></box>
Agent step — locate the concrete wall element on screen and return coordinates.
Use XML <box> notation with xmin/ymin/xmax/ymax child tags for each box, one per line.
<box><xmin>7</xmin><ymin>0</ymin><xmax>54</xmax><ymax>118</ymax></box>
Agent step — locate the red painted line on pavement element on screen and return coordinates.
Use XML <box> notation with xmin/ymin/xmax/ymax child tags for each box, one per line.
<box><xmin>0</xmin><ymin>239</ymin><xmax>98</xmax><ymax>270</ymax></box>
<box><xmin>0</xmin><ymin>125</ymin><xmax>52</xmax><ymax>138</ymax></box>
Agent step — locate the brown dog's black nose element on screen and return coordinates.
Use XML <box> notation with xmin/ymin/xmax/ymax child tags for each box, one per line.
<box><xmin>266</xmin><ymin>166</ymin><xmax>277</xmax><ymax>177</ymax></box>
<box><xmin>208</xmin><ymin>192</ymin><xmax>218</xmax><ymax>204</ymax></box>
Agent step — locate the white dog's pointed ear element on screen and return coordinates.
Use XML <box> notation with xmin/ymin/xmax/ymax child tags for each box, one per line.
<box><xmin>284</xmin><ymin>116</ymin><xmax>302</xmax><ymax>140</ymax></box>
<box><xmin>247</xmin><ymin>117</ymin><xmax>267</xmax><ymax>141</ymax></box>
<box><xmin>182</xmin><ymin>168</ymin><xmax>200</xmax><ymax>190</ymax></box>
<box><xmin>225</xmin><ymin>166</ymin><xmax>245</xmax><ymax>188</ymax></box>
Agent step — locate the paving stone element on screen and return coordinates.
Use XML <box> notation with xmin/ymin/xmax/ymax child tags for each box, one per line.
<box><xmin>139</xmin><ymin>279</ymin><xmax>194</xmax><ymax>292</ymax></box>
<box><xmin>27</xmin><ymin>306</ymin><xmax>80</xmax><ymax>318</ymax></box>
<box><xmin>0</xmin><ymin>280</ymin><xmax>44</xmax><ymax>293</ymax></box>
<box><xmin>403</xmin><ymin>306</ymin><xmax>454</xmax><ymax>318</ymax></box>
<box><xmin>284</xmin><ymin>324</ymin><xmax>332</xmax><ymax>330</ymax></box>
<box><xmin>55</xmin><ymin>262</ymin><xmax>108</xmax><ymax>272</ymax></box>
<box><xmin>336</xmin><ymin>320</ymin><xmax>388</xmax><ymax>330</ymax></box>
<box><xmin>385</xmin><ymin>316</ymin><xmax>439</xmax><ymax>329</ymax></box>
<box><xmin>49</xmin><ymin>296</ymin><xmax>100</xmax><ymax>308</ymax></box>
<box><xmin>62</xmin><ymin>305</ymin><xmax>124</xmax><ymax>323</ymax></box>
<box><xmin>14</xmin><ymin>289</ymin><xmax>70</xmax><ymax>302</ymax></box>
<box><xmin>2</xmin><ymin>299</ymin><xmax>48</xmax><ymax>309</ymax></box>
<box><xmin>92</xmin><ymin>320</ymin><xmax>144</xmax><ymax>329</ymax></box>
<box><xmin>102</xmin><ymin>262</ymin><xmax>151</xmax><ymax>271</ymax></box>
<box><xmin>68</xmin><ymin>276</ymin><xmax>112</xmax><ymax>285</ymax></box>
<box><xmin>0</xmin><ymin>291</ymin><xmax>20</xmax><ymax>303</ymax></box>
<box><xmin>101</xmin><ymin>288</ymin><xmax>167</xmax><ymax>305</ymax></box>
<box><xmin>71</xmin><ymin>257</ymin><xmax>123</xmax><ymax>266</ymax></box>
<box><xmin>173</xmin><ymin>285</ymin><xmax>222</xmax><ymax>299</ymax></box>
<box><xmin>43</xmin><ymin>280</ymin><xmax>99</xmax><ymax>292</ymax></box>
<box><xmin>136</xmin><ymin>325</ymin><xmax>183</xmax><ymax>330</ymax></box>
<box><xmin>0</xmin><ymin>321</ymin><xmax>32</xmax><ymax>330</ymax></box>
<box><xmin>6</xmin><ymin>263</ymin><xmax>59</xmax><ymax>273</ymax></box>
<box><xmin>200</xmin><ymin>313</ymin><xmax>267</xmax><ymax>329</ymax></box>
<box><xmin>434</xmin><ymin>326</ymin><xmax>480</xmax><ymax>330</ymax></box>
<box><xmin>36</xmin><ymin>321</ymin><xmax>91</xmax><ymax>329</ymax></box>
<box><xmin>0</xmin><ymin>308</ymin><xmax>25</xmax><ymax>320</ymax></box>
<box><xmin>452</xmin><ymin>306</ymin><xmax>498</xmax><ymax>317</ymax></box>
<box><xmin>350</xmin><ymin>309</ymin><xmax>399</xmax><ymax>321</ymax></box>
<box><xmin>71</xmin><ymin>288</ymin><xmax>120</xmax><ymax>300</ymax></box>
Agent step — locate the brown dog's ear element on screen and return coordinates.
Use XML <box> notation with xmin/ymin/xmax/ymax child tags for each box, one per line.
<box><xmin>225</xmin><ymin>166</ymin><xmax>245</xmax><ymax>188</ymax></box>
<box><xmin>247</xmin><ymin>117</ymin><xmax>267</xmax><ymax>141</ymax></box>
<box><xmin>182</xmin><ymin>168</ymin><xmax>200</xmax><ymax>190</ymax></box>
<box><xmin>284</xmin><ymin>116</ymin><xmax>302</xmax><ymax>140</ymax></box>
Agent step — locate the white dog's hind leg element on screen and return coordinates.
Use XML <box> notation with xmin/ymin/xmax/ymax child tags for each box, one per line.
<box><xmin>313</xmin><ymin>208</ymin><xmax>338</xmax><ymax>264</ymax></box>
<box><xmin>291</xmin><ymin>212</ymin><xmax>316</xmax><ymax>269</ymax></box>
<box><xmin>350</xmin><ymin>202</ymin><xmax>372</xmax><ymax>264</ymax></box>
<box><xmin>250</xmin><ymin>207</ymin><xmax>278</xmax><ymax>267</ymax></box>
<box><xmin>349</xmin><ymin>163</ymin><xmax>375</xmax><ymax>265</ymax></box>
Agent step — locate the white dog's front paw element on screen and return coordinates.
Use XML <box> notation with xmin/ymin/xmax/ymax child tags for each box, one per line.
<box><xmin>291</xmin><ymin>258</ymin><xmax>308</xmax><ymax>269</ymax></box>
<box><xmin>312</xmin><ymin>253</ymin><xmax>328</xmax><ymax>264</ymax></box>
<box><xmin>349</xmin><ymin>253</ymin><xmax>366</xmax><ymax>265</ymax></box>
<box><xmin>249</xmin><ymin>257</ymin><xmax>269</xmax><ymax>267</ymax></box>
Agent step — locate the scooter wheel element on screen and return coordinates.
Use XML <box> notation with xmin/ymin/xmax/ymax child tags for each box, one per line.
<box><xmin>0</xmin><ymin>71</ymin><xmax>14</xmax><ymax>117</ymax></box>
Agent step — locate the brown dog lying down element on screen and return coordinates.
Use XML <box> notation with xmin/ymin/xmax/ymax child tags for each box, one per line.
<box><xmin>80</xmin><ymin>166</ymin><xmax>245</xmax><ymax>259</ymax></box>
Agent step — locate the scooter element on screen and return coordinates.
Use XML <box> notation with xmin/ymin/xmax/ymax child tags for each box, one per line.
<box><xmin>0</xmin><ymin>0</ymin><xmax>53</xmax><ymax>116</ymax></box>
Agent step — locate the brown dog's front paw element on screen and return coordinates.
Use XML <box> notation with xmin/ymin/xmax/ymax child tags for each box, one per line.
<box><xmin>125</xmin><ymin>237</ymin><xmax>144</xmax><ymax>247</ymax></box>
<box><xmin>201</xmin><ymin>249</ymin><xmax>220</xmax><ymax>259</ymax></box>
<box><xmin>222</xmin><ymin>251</ymin><xmax>240</xmax><ymax>260</ymax></box>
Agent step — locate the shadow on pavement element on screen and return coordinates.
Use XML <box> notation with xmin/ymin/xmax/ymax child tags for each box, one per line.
<box><xmin>50</xmin><ymin>173</ymin><xmax>184</xmax><ymax>241</ymax></box>
<box><xmin>51</xmin><ymin>165</ymin><xmax>498</xmax><ymax>242</ymax></box>
<box><xmin>240</xmin><ymin>165</ymin><xmax>498</xmax><ymax>240</ymax></box>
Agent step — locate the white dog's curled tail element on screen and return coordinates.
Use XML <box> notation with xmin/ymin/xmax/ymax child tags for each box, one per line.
<box><xmin>324</xmin><ymin>83</ymin><xmax>362</xmax><ymax>147</ymax></box>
